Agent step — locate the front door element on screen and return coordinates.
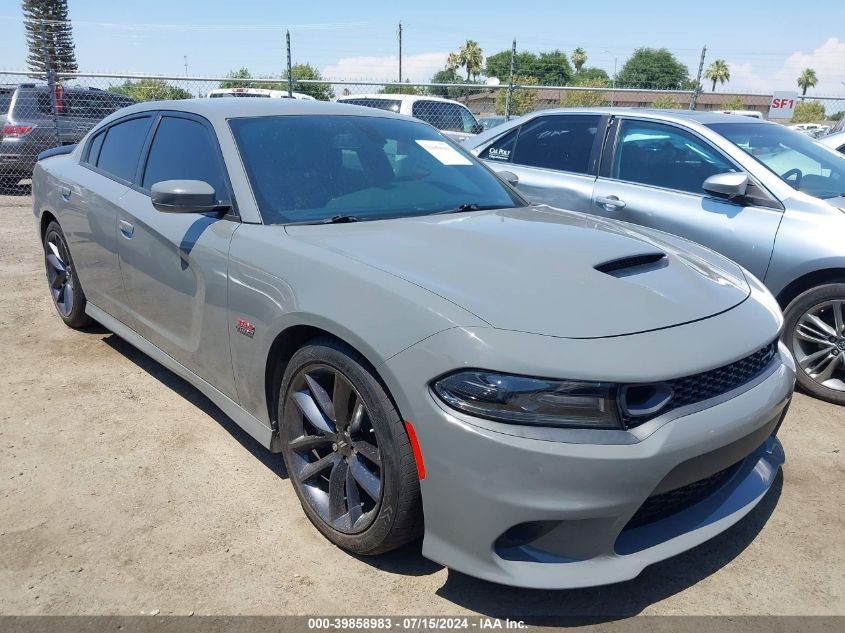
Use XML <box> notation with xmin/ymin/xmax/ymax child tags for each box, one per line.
<box><xmin>591</xmin><ymin>118</ymin><xmax>783</xmax><ymax>279</ymax></box>
<box><xmin>116</xmin><ymin>113</ymin><xmax>239</xmax><ymax>399</ymax></box>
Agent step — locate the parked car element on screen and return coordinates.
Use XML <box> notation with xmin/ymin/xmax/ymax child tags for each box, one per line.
<box><xmin>32</xmin><ymin>98</ymin><xmax>794</xmax><ymax>589</ymax></box>
<box><xmin>789</xmin><ymin>123</ymin><xmax>830</xmax><ymax>139</ymax></box>
<box><xmin>335</xmin><ymin>93</ymin><xmax>483</xmax><ymax>142</ymax></box>
<box><xmin>207</xmin><ymin>87</ymin><xmax>315</xmax><ymax>100</ymax></box>
<box><xmin>465</xmin><ymin>108</ymin><xmax>845</xmax><ymax>404</ymax></box>
<box><xmin>819</xmin><ymin>130</ymin><xmax>845</xmax><ymax>154</ymax></box>
<box><xmin>1</xmin><ymin>83</ymin><xmax>135</xmax><ymax>184</ymax></box>
<box><xmin>478</xmin><ymin>115</ymin><xmax>507</xmax><ymax>130</ymax></box>
<box><xmin>718</xmin><ymin>110</ymin><xmax>764</xmax><ymax>119</ymax></box>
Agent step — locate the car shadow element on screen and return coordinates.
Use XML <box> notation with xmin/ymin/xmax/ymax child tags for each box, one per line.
<box><xmin>101</xmin><ymin>333</ymin><xmax>288</xmax><ymax>479</ymax></box>
<box><xmin>434</xmin><ymin>473</ymin><xmax>783</xmax><ymax>624</ymax></box>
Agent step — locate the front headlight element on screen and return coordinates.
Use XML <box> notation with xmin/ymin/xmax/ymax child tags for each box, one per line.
<box><xmin>432</xmin><ymin>370</ymin><xmax>621</xmax><ymax>429</ymax></box>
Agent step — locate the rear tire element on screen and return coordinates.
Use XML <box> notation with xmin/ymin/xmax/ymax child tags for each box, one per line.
<box><xmin>43</xmin><ymin>220</ymin><xmax>91</xmax><ymax>329</ymax></box>
<box><xmin>279</xmin><ymin>337</ymin><xmax>423</xmax><ymax>555</ymax></box>
<box><xmin>783</xmin><ymin>283</ymin><xmax>845</xmax><ymax>405</ymax></box>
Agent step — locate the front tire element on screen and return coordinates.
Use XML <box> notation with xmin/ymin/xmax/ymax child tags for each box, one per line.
<box><xmin>279</xmin><ymin>338</ymin><xmax>423</xmax><ymax>554</ymax></box>
<box><xmin>784</xmin><ymin>283</ymin><xmax>845</xmax><ymax>405</ymax></box>
<box><xmin>43</xmin><ymin>220</ymin><xmax>91</xmax><ymax>329</ymax></box>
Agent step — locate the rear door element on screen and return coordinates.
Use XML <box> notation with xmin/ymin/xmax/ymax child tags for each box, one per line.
<box><xmin>591</xmin><ymin>117</ymin><xmax>783</xmax><ymax>279</ymax></box>
<box><xmin>116</xmin><ymin>112</ymin><xmax>239</xmax><ymax>399</ymax></box>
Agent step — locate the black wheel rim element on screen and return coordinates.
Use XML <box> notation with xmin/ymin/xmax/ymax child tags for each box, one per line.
<box><xmin>284</xmin><ymin>363</ymin><xmax>383</xmax><ymax>534</ymax></box>
<box><xmin>792</xmin><ymin>300</ymin><xmax>845</xmax><ymax>392</ymax></box>
<box><xmin>45</xmin><ymin>232</ymin><xmax>74</xmax><ymax>317</ymax></box>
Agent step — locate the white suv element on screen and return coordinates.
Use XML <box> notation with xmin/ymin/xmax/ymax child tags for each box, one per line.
<box><xmin>336</xmin><ymin>93</ymin><xmax>482</xmax><ymax>142</ymax></box>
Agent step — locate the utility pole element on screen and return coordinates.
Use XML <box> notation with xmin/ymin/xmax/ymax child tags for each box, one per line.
<box><xmin>690</xmin><ymin>45</ymin><xmax>706</xmax><ymax>111</ymax></box>
<box><xmin>39</xmin><ymin>19</ymin><xmax>61</xmax><ymax>148</ymax></box>
<box><xmin>286</xmin><ymin>30</ymin><xmax>293</xmax><ymax>98</ymax></box>
<box><xmin>398</xmin><ymin>21</ymin><xmax>403</xmax><ymax>94</ymax></box>
<box><xmin>183</xmin><ymin>55</ymin><xmax>188</xmax><ymax>77</ymax></box>
<box><xmin>504</xmin><ymin>38</ymin><xmax>516</xmax><ymax>121</ymax></box>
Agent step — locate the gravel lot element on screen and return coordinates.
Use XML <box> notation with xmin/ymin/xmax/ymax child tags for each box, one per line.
<box><xmin>1</xmin><ymin>191</ymin><xmax>843</xmax><ymax>620</ymax></box>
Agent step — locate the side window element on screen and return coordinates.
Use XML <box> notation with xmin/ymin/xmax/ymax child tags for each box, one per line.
<box><xmin>483</xmin><ymin>128</ymin><xmax>518</xmax><ymax>163</ymax></box>
<box><xmin>95</xmin><ymin>116</ymin><xmax>153</xmax><ymax>182</ymax></box>
<box><xmin>459</xmin><ymin>106</ymin><xmax>478</xmax><ymax>133</ymax></box>
<box><xmin>412</xmin><ymin>102</ymin><xmax>465</xmax><ymax>132</ymax></box>
<box><xmin>511</xmin><ymin>115</ymin><xmax>601</xmax><ymax>174</ymax></box>
<box><xmin>141</xmin><ymin>116</ymin><xmax>226</xmax><ymax>198</ymax></box>
<box><xmin>612</xmin><ymin>120</ymin><xmax>738</xmax><ymax>194</ymax></box>
<box><xmin>86</xmin><ymin>129</ymin><xmax>106</xmax><ymax>165</ymax></box>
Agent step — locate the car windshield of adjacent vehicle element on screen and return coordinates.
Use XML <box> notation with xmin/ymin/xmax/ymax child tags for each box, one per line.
<box><xmin>709</xmin><ymin>121</ymin><xmax>845</xmax><ymax>199</ymax></box>
<box><xmin>228</xmin><ymin>115</ymin><xmax>522</xmax><ymax>224</ymax></box>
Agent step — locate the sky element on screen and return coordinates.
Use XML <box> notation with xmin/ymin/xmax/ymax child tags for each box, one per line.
<box><xmin>1</xmin><ymin>0</ymin><xmax>844</xmax><ymax>96</ymax></box>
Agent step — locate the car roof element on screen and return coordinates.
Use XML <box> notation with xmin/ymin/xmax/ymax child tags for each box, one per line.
<box><xmin>517</xmin><ymin>107</ymin><xmax>771</xmax><ymax>126</ymax></box>
<box><xmin>104</xmin><ymin>97</ymin><xmax>413</xmax><ymax>125</ymax></box>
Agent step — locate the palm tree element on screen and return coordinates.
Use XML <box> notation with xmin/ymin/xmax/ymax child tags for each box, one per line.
<box><xmin>458</xmin><ymin>40</ymin><xmax>483</xmax><ymax>81</ymax></box>
<box><xmin>704</xmin><ymin>59</ymin><xmax>730</xmax><ymax>92</ymax></box>
<box><xmin>797</xmin><ymin>68</ymin><xmax>818</xmax><ymax>96</ymax></box>
<box><xmin>571</xmin><ymin>48</ymin><xmax>588</xmax><ymax>73</ymax></box>
<box><xmin>446</xmin><ymin>52</ymin><xmax>460</xmax><ymax>72</ymax></box>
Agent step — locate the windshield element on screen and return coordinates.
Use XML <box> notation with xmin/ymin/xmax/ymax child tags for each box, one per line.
<box><xmin>229</xmin><ymin>115</ymin><xmax>521</xmax><ymax>224</ymax></box>
<box><xmin>708</xmin><ymin>121</ymin><xmax>845</xmax><ymax>199</ymax></box>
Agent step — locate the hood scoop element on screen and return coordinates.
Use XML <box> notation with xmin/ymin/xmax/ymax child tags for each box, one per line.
<box><xmin>595</xmin><ymin>252</ymin><xmax>667</xmax><ymax>278</ymax></box>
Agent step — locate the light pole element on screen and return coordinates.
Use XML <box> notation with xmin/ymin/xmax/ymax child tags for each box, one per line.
<box><xmin>602</xmin><ymin>50</ymin><xmax>618</xmax><ymax>106</ymax></box>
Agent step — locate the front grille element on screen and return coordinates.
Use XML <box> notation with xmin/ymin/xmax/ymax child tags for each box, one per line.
<box><xmin>622</xmin><ymin>339</ymin><xmax>779</xmax><ymax>428</ymax></box>
<box><xmin>625</xmin><ymin>462</ymin><xmax>741</xmax><ymax>529</ymax></box>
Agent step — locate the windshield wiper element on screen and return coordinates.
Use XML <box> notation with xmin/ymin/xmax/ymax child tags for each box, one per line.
<box><xmin>433</xmin><ymin>203</ymin><xmax>507</xmax><ymax>215</ymax></box>
<box><xmin>320</xmin><ymin>214</ymin><xmax>361</xmax><ymax>224</ymax></box>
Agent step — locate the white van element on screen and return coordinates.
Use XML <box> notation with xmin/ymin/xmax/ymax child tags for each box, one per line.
<box><xmin>207</xmin><ymin>87</ymin><xmax>316</xmax><ymax>100</ymax></box>
<box><xmin>335</xmin><ymin>93</ymin><xmax>482</xmax><ymax>142</ymax></box>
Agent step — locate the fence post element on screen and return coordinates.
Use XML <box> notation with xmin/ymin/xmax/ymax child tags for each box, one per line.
<box><xmin>504</xmin><ymin>38</ymin><xmax>516</xmax><ymax>121</ymax></box>
<box><xmin>690</xmin><ymin>44</ymin><xmax>706</xmax><ymax>111</ymax></box>
<box><xmin>39</xmin><ymin>19</ymin><xmax>62</xmax><ymax>148</ymax></box>
<box><xmin>286</xmin><ymin>30</ymin><xmax>293</xmax><ymax>98</ymax></box>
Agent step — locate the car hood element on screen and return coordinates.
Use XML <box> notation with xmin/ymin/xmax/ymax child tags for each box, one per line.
<box><xmin>285</xmin><ymin>206</ymin><xmax>750</xmax><ymax>338</ymax></box>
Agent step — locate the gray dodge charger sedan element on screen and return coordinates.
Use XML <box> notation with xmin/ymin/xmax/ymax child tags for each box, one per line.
<box><xmin>32</xmin><ymin>99</ymin><xmax>795</xmax><ymax>588</ymax></box>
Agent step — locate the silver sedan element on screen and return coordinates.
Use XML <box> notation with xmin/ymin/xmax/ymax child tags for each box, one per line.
<box><xmin>465</xmin><ymin>108</ymin><xmax>845</xmax><ymax>405</ymax></box>
<box><xmin>32</xmin><ymin>99</ymin><xmax>794</xmax><ymax>588</ymax></box>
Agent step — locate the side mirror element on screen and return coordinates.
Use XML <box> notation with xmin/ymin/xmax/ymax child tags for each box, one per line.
<box><xmin>498</xmin><ymin>170</ymin><xmax>519</xmax><ymax>187</ymax></box>
<box><xmin>151</xmin><ymin>180</ymin><xmax>223</xmax><ymax>213</ymax></box>
<box><xmin>471</xmin><ymin>123</ymin><xmax>485</xmax><ymax>134</ymax></box>
<box><xmin>702</xmin><ymin>172</ymin><xmax>749</xmax><ymax>199</ymax></box>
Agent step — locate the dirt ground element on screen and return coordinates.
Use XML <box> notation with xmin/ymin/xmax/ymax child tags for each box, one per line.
<box><xmin>0</xmin><ymin>191</ymin><xmax>843</xmax><ymax>620</ymax></box>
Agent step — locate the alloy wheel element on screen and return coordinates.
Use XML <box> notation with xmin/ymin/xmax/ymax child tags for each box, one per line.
<box><xmin>284</xmin><ymin>363</ymin><xmax>383</xmax><ymax>534</ymax></box>
<box><xmin>45</xmin><ymin>232</ymin><xmax>75</xmax><ymax>317</ymax></box>
<box><xmin>792</xmin><ymin>300</ymin><xmax>845</xmax><ymax>392</ymax></box>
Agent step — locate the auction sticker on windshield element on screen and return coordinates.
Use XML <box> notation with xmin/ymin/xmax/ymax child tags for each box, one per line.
<box><xmin>416</xmin><ymin>139</ymin><xmax>473</xmax><ymax>165</ymax></box>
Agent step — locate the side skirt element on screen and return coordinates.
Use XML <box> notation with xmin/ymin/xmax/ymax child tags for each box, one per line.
<box><xmin>86</xmin><ymin>303</ymin><xmax>281</xmax><ymax>453</ymax></box>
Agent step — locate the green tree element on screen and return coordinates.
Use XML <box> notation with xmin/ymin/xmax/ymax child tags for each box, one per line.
<box><xmin>617</xmin><ymin>48</ymin><xmax>690</xmax><ymax>89</ymax></box>
<box><xmin>571</xmin><ymin>67</ymin><xmax>609</xmax><ymax>85</ymax></box>
<box><xmin>219</xmin><ymin>67</ymin><xmax>260</xmax><ymax>89</ymax></box>
<box><xmin>458</xmin><ymin>40</ymin><xmax>484</xmax><ymax>81</ymax></box>
<box><xmin>797</xmin><ymin>68</ymin><xmax>818</xmax><ymax>96</ymax></box>
<box><xmin>651</xmin><ymin>94</ymin><xmax>682</xmax><ymax>109</ymax></box>
<box><xmin>830</xmin><ymin>111</ymin><xmax>845</xmax><ymax>121</ymax></box>
<box><xmin>792</xmin><ymin>100</ymin><xmax>826</xmax><ymax>123</ymax></box>
<box><xmin>484</xmin><ymin>50</ymin><xmax>536</xmax><ymax>80</ymax></box>
<box><xmin>535</xmin><ymin>50</ymin><xmax>573</xmax><ymax>85</ymax></box>
<box><xmin>561</xmin><ymin>79</ymin><xmax>609</xmax><ymax>107</ymax></box>
<box><xmin>379</xmin><ymin>80</ymin><xmax>424</xmax><ymax>96</ymax></box>
<box><xmin>109</xmin><ymin>78</ymin><xmax>193</xmax><ymax>102</ymax></box>
<box><xmin>22</xmin><ymin>0</ymin><xmax>78</xmax><ymax>76</ymax></box>
<box><xmin>571</xmin><ymin>47</ymin><xmax>588</xmax><ymax>73</ymax></box>
<box><xmin>495</xmin><ymin>76</ymin><xmax>539</xmax><ymax>116</ymax></box>
<box><xmin>703</xmin><ymin>59</ymin><xmax>730</xmax><ymax>92</ymax></box>
<box><xmin>283</xmin><ymin>63</ymin><xmax>334</xmax><ymax>100</ymax></box>
<box><xmin>722</xmin><ymin>95</ymin><xmax>745</xmax><ymax>110</ymax></box>
<box><xmin>428</xmin><ymin>67</ymin><xmax>465</xmax><ymax>98</ymax></box>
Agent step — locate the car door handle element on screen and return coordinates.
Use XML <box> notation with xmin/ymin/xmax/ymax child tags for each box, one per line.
<box><xmin>596</xmin><ymin>195</ymin><xmax>626</xmax><ymax>210</ymax></box>
<box><xmin>119</xmin><ymin>220</ymin><xmax>134</xmax><ymax>239</ymax></box>
<box><xmin>60</xmin><ymin>185</ymin><xmax>71</xmax><ymax>201</ymax></box>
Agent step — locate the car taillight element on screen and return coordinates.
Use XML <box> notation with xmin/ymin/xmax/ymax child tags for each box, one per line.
<box><xmin>2</xmin><ymin>122</ymin><xmax>35</xmax><ymax>138</ymax></box>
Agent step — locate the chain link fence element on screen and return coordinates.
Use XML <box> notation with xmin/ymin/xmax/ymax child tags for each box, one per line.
<box><xmin>4</xmin><ymin>68</ymin><xmax>845</xmax><ymax>186</ymax></box>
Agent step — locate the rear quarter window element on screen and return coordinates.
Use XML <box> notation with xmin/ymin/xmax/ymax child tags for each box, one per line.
<box><xmin>93</xmin><ymin>116</ymin><xmax>154</xmax><ymax>182</ymax></box>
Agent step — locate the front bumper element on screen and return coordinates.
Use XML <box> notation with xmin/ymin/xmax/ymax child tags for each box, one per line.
<box><xmin>383</xmin><ymin>330</ymin><xmax>795</xmax><ymax>588</ymax></box>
